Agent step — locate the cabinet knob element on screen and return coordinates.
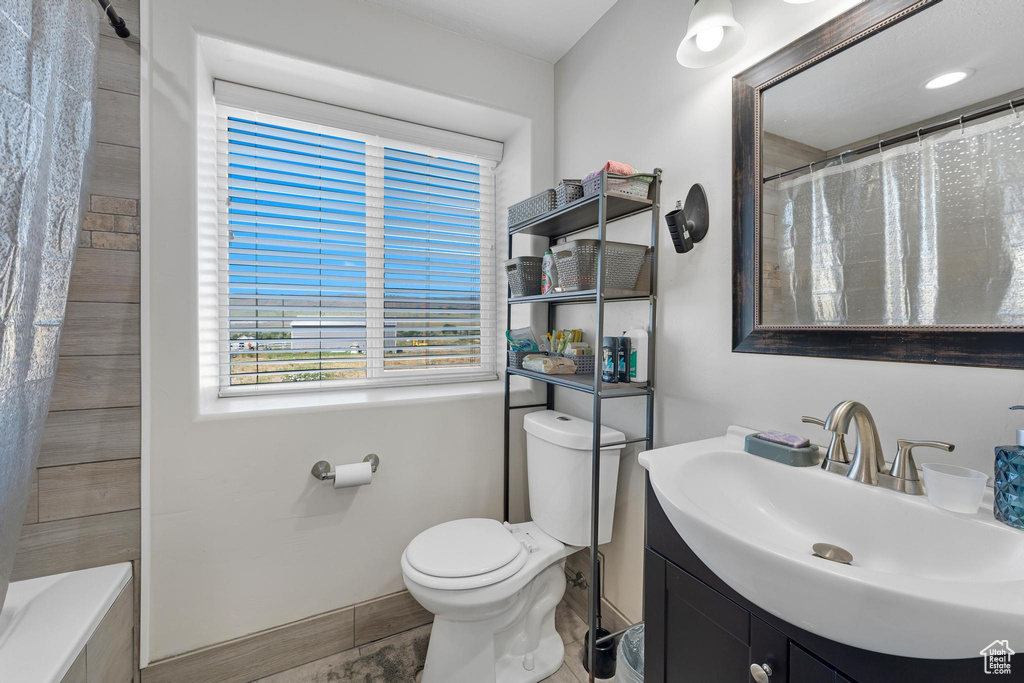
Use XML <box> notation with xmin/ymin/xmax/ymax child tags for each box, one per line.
<box><xmin>750</xmin><ymin>663</ymin><xmax>773</xmax><ymax>683</ymax></box>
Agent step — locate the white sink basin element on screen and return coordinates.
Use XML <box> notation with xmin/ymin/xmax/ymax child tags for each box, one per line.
<box><xmin>639</xmin><ymin>426</ymin><xmax>1024</xmax><ymax>659</ymax></box>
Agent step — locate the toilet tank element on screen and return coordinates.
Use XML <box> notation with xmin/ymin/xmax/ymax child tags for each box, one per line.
<box><xmin>523</xmin><ymin>411</ymin><xmax>626</xmax><ymax>547</ymax></box>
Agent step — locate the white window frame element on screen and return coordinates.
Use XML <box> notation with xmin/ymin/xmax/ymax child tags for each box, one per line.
<box><xmin>214</xmin><ymin>82</ymin><xmax>502</xmax><ymax>397</ymax></box>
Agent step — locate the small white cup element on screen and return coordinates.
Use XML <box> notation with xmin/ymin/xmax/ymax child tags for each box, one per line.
<box><xmin>921</xmin><ymin>463</ymin><xmax>989</xmax><ymax>514</ymax></box>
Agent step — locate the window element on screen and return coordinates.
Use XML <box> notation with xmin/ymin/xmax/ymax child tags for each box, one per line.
<box><xmin>215</xmin><ymin>84</ymin><xmax>500</xmax><ymax>395</ymax></box>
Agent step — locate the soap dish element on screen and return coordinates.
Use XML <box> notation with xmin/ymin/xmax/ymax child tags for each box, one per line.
<box><xmin>744</xmin><ymin>434</ymin><xmax>821</xmax><ymax>467</ymax></box>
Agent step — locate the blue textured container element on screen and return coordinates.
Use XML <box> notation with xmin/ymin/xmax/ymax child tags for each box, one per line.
<box><xmin>995</xmin><ymin>446</ymin><xmax>1024</xmax><ymax>530</ymax></box>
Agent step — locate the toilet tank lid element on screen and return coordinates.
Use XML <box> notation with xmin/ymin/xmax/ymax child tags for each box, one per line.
<box><xmin>523</xmin><ymin>411</ymin><xmax>626</xmax><ymax>451</ymax></box>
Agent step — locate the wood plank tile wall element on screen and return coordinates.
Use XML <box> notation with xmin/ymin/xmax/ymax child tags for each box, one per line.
<box><xmin>15</xmin><ymin>7</ymin><xmax>142</xmax><ymax>679</ymax></box>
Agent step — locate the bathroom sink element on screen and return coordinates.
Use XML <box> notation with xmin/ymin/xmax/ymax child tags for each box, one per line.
<box><xmin>639</xmin><ymin>426</ymin><xmax>1024</xmax><ymax>659</ymax></box>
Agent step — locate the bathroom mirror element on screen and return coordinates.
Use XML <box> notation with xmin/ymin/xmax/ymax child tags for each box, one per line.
<box><xmin>733</xmin><ymin>0</ymin><xmax>1024</xmax><ymax>368</ymax></box>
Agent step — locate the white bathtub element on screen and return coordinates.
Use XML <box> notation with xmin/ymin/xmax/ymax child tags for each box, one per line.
<box><xmin>0</xmin><ymin>563</ymin><xmax>132</xmax><ymax>682</ymax></box>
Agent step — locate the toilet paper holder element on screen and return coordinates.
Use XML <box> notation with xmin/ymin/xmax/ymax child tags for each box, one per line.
<box><xmin>311</xmin><ymin>454</ymin><xmax>380</xmax><ymax>481</ymax></box>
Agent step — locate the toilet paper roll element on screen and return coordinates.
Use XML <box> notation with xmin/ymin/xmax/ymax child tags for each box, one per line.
<box><xmin>333</xmin><ymin>461</ymin><xmax>374</xmax><ymax>489</ymax></box>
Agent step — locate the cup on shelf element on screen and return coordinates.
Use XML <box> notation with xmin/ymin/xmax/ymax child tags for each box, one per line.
<box><xmin>920</xmin><ymin>463</ymin><xmax>988</xmax><ymax>514</ymax></box>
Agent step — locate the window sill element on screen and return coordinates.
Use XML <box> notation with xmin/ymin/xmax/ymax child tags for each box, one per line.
<box><xmin>197</xmin><ymin>376</ymin><xmax>537</xmax><ymax>420</ymax></box>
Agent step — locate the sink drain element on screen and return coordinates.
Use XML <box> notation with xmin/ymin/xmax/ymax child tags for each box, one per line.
<box><xmin>812</xmin><ymin>542</ymin><xmax>853</xmax><ymax>565</ymax></box>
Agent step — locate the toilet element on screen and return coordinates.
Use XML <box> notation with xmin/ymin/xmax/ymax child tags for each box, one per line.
<box><xmin>401</xmin><ymin>410</ymin><xmax>626</xmax><ymax>683</ymax></box>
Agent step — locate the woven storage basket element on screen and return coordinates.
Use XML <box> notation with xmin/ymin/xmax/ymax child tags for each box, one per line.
<box><xmin>555</xmin><ymin>180</ymin><xmax>584</xmax><ymax>207</ymax></box>
<box><xmin>553</xmin><ymin>240</ymin><xmax>649</xmax><ymax>291</ymax></box>
<box><xmin>504</xmin><ymin>257</ymin><xmax>542</xmax><ymax>297</ymax></box>
<box><xmin>582</xmin><ymin>174</ymin><xmax>654</xmax><ymax>200</ymax></box>
<box><xmin>508</xmin><ymin>189</ymin><xmax>557</xmax><ymax>227</ymax></box>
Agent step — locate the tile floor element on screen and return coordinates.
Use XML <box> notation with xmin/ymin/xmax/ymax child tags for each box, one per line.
<box><xmin>254</xmin><ymin>599</ymin><xmax>615</xmax><ymax>683</ymax></box>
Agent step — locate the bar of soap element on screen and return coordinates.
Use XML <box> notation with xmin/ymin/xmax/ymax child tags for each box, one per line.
<box><xmin>754</xmin><ymin>430</ymin><xmax>811</xmax><ymax>449</ymax></box>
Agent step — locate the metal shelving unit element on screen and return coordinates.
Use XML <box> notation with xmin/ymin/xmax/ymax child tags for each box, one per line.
<box><xmin>503</xmin><ymin>169</ymin><xmax>662</xmax><ymax>681</ymax></box>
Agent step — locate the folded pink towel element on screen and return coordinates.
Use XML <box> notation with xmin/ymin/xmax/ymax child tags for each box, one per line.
<box><xmin>583</xmin><ymin>160</ymin><xmax>639</xmax><ymax>183</ymax></box>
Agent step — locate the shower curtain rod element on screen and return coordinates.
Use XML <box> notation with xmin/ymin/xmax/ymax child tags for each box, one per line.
<box><xmin>763</xmin><ymin>95</ymin><xmax>1024</xmax><ymax>183</ymax></box>
<box><xmin>96</xmin><ymin>0</ymin><xmax>130</xmax><ymax>38</ymax></box>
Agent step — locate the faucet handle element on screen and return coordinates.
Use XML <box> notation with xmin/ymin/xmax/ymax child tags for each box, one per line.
<box><xmin>885</xmin><ymin>439</ymin><xmax>955</xmax><ymax>495</ymax></box>
<box><xmin>802</xmin><ymin>416</ymin><xmax>850</xmax><ymax>468</ymax></box>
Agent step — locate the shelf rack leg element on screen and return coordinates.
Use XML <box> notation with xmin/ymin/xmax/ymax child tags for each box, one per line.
<box><xmin>587</xmin><ymin>168</ymin><xmax>609</xmax><ymax>682</ymax></box>
<box><xmin>646</xmin><ymin>170</ymin><xmax>661</xmax><ymax>451</ymax></box>
<box><xmin>503</xmin><ymin>229</ymin><xmax>513</xmax><ymax>523</ymax></box>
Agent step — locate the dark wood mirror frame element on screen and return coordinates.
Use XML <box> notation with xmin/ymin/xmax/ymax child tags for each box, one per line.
<box><xmin>732</xmin><ymin>0</ymin><xmax>1024</xmax><ymax>370</ymax></box>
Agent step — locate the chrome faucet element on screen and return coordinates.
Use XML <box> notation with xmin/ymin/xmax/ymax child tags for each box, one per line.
<box><xmin>823</xmin><ymin>401</ymin><xmax>886</xmax><ymax>486</ymax></box>
<box><xmin>805</xmin><ymin>401</ymin><xmax>956</xmax><ymax>496</ymax></box>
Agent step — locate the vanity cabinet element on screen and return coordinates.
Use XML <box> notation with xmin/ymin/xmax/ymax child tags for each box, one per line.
<box><xmin>644</xmin><ymin>480</ymin><xmax>993</xmax><ymax>683</ymax></box>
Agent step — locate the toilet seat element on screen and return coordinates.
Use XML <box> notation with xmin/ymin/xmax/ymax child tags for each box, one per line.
<box><xmin>403</xmin><ymin>519</ymin><xmax>530</xmax><ymax>591</ymax></box>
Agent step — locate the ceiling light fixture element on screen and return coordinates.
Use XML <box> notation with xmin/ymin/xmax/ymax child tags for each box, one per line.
<box><xmin>782</xmin><ymin>0</ymin><xmax>818</xmax><ymax>4</ymax></box>
<box><xmin>924</xmin><ymin>70</ymin><xmax>974</xmax><ymax>90</ymax></box>
<box><xmin>676</xmin><ymin>0</ymin><xmax>746</xmax><ymax>69</ymax></box>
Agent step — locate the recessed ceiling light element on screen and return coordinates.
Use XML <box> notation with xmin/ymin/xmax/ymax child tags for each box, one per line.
<box><xmin>782</xmin><ymin>0</ymin><xmax>818</xmax><ymax>4</ymax></box>
<box><xmin>924</xmin><ymin>70</ymin><xmax>974</xmax><ymax>90</ymax></box>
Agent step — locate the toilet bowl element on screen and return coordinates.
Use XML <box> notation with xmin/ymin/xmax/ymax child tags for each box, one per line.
<box><xmin>401</xmin><ymin>411</ymin><xmax>625</xmax><ymax>683</ymax></box>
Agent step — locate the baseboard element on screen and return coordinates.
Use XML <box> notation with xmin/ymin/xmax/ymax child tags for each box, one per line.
<box><xmin>140</xmin><ymin>590</ymin><xmax>431</xmax><ymax>683</ymax></box>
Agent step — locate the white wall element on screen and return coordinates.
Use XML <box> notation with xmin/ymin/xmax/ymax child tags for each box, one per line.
<box><xmin>553</xmin><ymin>0</ymin><xmax>1024</xmax><ymax>622</ymax></box>
<box><xmin>141</xmin><ymin>0</ymin><xmax>552</xmax><ymax>662</ymax></box>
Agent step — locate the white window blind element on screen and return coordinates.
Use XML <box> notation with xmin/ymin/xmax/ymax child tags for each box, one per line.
<box><xmin>215</xmin><ymin>85</ymin><xmax>499</xmax><ymax>395</ymax></box>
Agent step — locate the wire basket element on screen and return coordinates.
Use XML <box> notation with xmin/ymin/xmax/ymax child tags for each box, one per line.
<box><xmin>504</xmin><ymin>257</ymin><xmax>543</xmax><ymax>297</ymax></box>
<box><xmin>582</xmin><ymin>174</ymin><xmax>654</xmax><ymax>199</ymax></box>
<box><xmin>555</xmin><ymin>180</ymin><xmax>584</xmax><ymax>207</ymax></box>
<box><xmin>552</xmin><ymin>240</ymin><xmax>649</xmax><ymax>291</ymax></box>
<box><xmin>508</xmin><ymin>189</ymin><xmax>557</xmax><ymax>227</ymax></box>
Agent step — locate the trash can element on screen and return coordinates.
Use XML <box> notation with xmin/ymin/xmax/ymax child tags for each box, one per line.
<box><xmin>617</xmin><ymin>624</ymin><xmax>644</xmax><ymax>682</ymax></box>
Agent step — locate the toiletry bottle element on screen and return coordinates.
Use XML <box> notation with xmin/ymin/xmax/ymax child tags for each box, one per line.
<box><xmin>541</xmin><ymin>250</ymin><xmax>558</xmax><ymax>294</ymax></box>
<box><xmin>602</xmin><ymin>337</ymin><xmax>618</xmax><ymax>383</ymax></box>
<box><xmin>617</xmin><ymin>333</ymin><xmax>631</xmax><ymax>383</ymax></box>
<box><xmin>626</xmin><ymin>328</ymin><xmax>648</xmax><ymax>383</ymax></box>
<box><xmin>995</xmin><ymin>405</ymin><xmax>1024</xmax><ymax>530</ymax></box>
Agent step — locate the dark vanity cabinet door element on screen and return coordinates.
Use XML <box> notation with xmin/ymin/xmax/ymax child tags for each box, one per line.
<box><xmin>751</xmin><ymin>617</ymin><xmax>789</xmax><ymax>683</ymax></box>
<box><xmin>790</xmin><ymin>643</ymin><xmax>852</xmax><ymax>683</ymax></box>
<box><xmin>646</xmin><ymin>549</ymin><xmax>750</xmax><ymax>682</ymax></box>
<box><xmin>646</xmin><ymin>549</ymin><xmax>794</xmax><ymax>683</ymax></box>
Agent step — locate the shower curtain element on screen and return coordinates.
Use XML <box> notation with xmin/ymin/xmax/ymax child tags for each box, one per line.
<box><xmin>0</xmin><ymin>0</ymin><xmax>99</xmax><ymax>610</ymax></box>
<box><xmin>771</xmin><ymin>112</ymin><xmax>1024</xmax><ymax>327</ymax></box>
